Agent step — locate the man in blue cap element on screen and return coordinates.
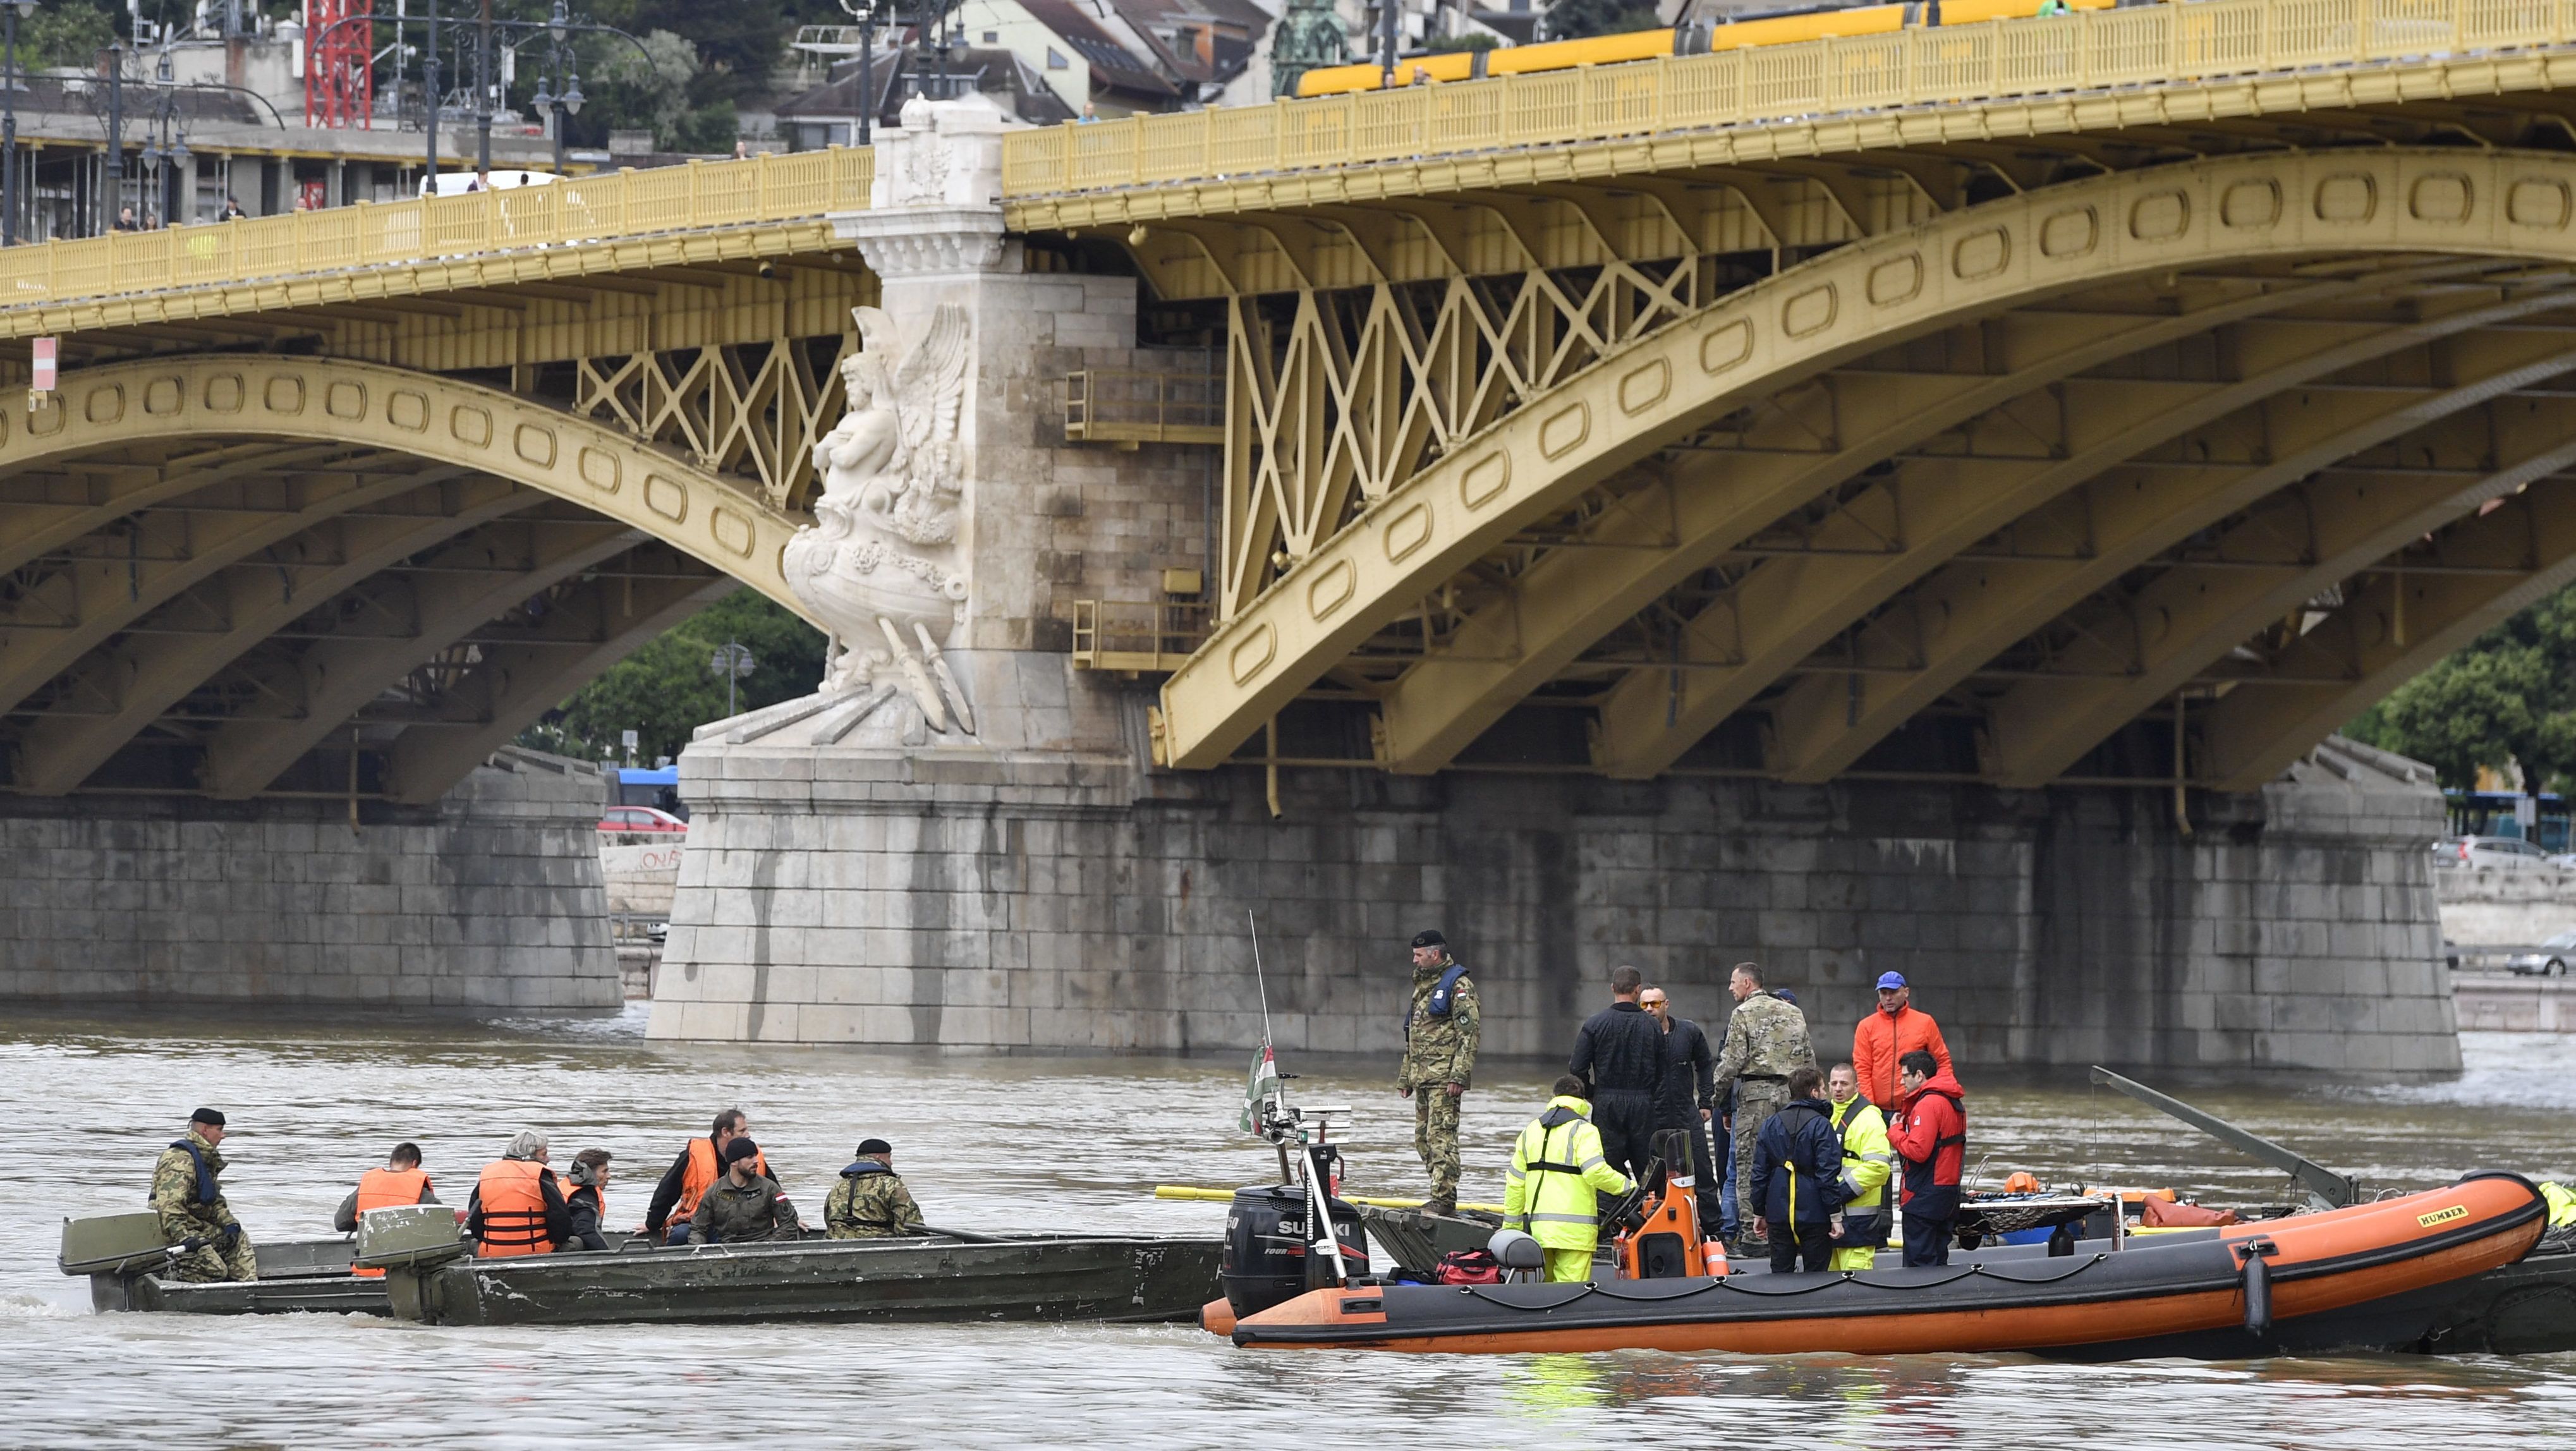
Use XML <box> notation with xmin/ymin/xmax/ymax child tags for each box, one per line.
<box><xmin>1850</xmin><ymin>971</ymin><xmax>1952</xmax><ymax>1112</ymax></box>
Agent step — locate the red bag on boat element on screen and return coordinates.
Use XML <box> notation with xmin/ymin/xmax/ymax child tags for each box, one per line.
<box><xmin>1435</xmin><ymin>1249</ymin><xmax>1504</xmax><ymax>1284</ymax></box>
<box><xmin>2141</xmin><ymin>1198</ymin><xmax>2240</xmax><ymax>1228</ymax></box>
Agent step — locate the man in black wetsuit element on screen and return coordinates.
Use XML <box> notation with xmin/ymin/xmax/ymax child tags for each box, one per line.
<box><xmin>1643</xmin><ymin>984</ymin><xmax>1720</xmax><ymax>1239</ymax></box>
<box><xmin>1569</xmin><ymin>964</ymin><xmax>1669</xmax><ymax>1185</ymax></box>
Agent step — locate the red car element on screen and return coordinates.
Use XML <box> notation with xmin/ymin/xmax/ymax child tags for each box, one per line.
<box><xmin>597</xmin><ymin>806</ymin><xmax>688</xmax><ymax>836</ymax></box>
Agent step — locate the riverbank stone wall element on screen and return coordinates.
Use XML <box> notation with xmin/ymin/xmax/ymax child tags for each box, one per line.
<box><xmin>0</xmin><ymin>746</ymin><xmax>619</xmax><ymax>1009</ymax></box>
<box><xmin>652</xmin><ymin>724</ymin><xmax>2458</xmax><ymax>1076</ymax></box>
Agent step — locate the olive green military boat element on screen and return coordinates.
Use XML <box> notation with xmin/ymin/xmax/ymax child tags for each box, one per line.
<box><xmin>349</xmin><ymin>1205</ymin><xmax>1220</xmax><ymax>1327</ymax></box>
<box><xmin>63</xmin><ymin>1207</ymin><xmax>1221</xmax><ymax>1327</ymax></box>
<box><xmin>59</xmin><ymin>1213</ymin><xmax>390</xmax><ymax>1316</ymax></box>
<box><xmin>380</xmin><ymin>1232</ymin><xmax>1222</xmax><ymax>1327</ymax></box>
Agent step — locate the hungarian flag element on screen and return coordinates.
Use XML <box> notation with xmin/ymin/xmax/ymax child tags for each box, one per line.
<box><xmin>1239</xmin><ymin>1044</ymin><xmax>1280</xmax><ymax>1134</ymax></box>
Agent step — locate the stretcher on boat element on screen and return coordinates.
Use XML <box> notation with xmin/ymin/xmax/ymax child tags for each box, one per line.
<box><xmin>1227</xmin><ymin>1174</ymin><xmax>2547</xmax><ymax>1358</ymax></box>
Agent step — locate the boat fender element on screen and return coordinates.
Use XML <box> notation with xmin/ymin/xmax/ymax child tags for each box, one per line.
<box><xmin>2236</xmin><ymin>1237</ymin><xmax>2280</xmax><ymax>1339</ymax></box>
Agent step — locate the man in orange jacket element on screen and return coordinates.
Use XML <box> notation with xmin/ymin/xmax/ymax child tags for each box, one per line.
<box><xmin>1850</xmin><ymin>973</ymin><xmax>1953</xmax><ymax>1112</ymax></box>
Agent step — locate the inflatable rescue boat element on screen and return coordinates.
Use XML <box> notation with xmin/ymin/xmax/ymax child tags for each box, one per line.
<box><xmin>1229</xmin><ymin>1172</ymin><xmax>2548</xmax><ymax>1359</ymax></box>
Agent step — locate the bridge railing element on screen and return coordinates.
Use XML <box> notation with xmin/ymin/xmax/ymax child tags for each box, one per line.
<box><xmin>1002</xmin><ymin>0</ymin><xmax>2576</xmax><ymax>197</ymax></box>
<box><xmin>0</xmin><ymin>147</ymin><xmax>875</xmax><ymax>309</ymax></box>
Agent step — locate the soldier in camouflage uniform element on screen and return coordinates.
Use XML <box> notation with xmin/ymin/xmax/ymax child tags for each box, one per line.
<box><xmin>689</xmin><ymin>1136</ymin><xmax>803</xmax><ymax>1243</ymax></box>
<box><xmin>825</xmin><ymin>1138</ymin><xmax>927</xmax><ymax>1238</ymax></box>
<box><xmin>1397</xmin><ymin>928</ymin><xmax>1480</xmax><ymax>1213</ymax></box>
<box><xmin>1711</xmin><ymin>962</ymin><xmax>1817</xmax><ymax>1249</ymax></box>
<box><xmin>150</xmin><ymin>1108</ymin><xmax>256</xmax><ymax>1282</ymax></box>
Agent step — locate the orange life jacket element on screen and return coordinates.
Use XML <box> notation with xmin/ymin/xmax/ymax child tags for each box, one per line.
<box><xmin>567</xmin><ymin>1181</ymin><xmax>609</xmax><ymax>1231</ymax></box>
<box><xmin>350</xmin><ymin>1165</ymin><xmax>433</xmax><ymax>1278</ymax></box>
<box><xmin>473</xmin><ymin>1159</ymin><xmax>557</xmax><ymax>1258</ymax></box>
<box><xmin>677</xmin><ymin>1138</ymin><xmax>767</xmax><ymax>1218</ymax></box>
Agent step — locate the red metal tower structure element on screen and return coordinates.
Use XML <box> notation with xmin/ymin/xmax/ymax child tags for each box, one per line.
<box><xmin>303</xmin><ymin>0</ymin><xmax>374</xmax><ymax>129</ymax></box>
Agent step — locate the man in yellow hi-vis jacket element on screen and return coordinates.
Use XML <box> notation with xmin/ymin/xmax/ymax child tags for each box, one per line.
<box><xmin>1826</xmin><ymin>1062</ymin><xmax>1896</xmax><ymax>1271</ymax></box>
<box><xmin>1504</xmin><ymin>1074</ymin><xmax>1636</xmax><ymax>1283</ymax></box>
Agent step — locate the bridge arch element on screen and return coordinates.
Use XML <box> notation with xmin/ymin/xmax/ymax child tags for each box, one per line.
<box><xmin>0</xmin><ymin>357</ymin><xmax>815</xmax><ymax>804</ymax></box>
<box><xmin>1160</xmin><ymin>147</ymin><xmax>2576</xmax><ymax>787</ymax></box>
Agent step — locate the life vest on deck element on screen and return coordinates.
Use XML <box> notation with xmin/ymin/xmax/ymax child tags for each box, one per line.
<box><xmin>473</xmin><ymin>1159</ymin><xmax>557</xmax><ymax>1258</ymax></box>
<box><xmin>351</xmin><ymin>1165</ymin><xmax>433</xmax><ymax>1278</ymax></box>
<box><xmin>678</xmin><ymin>1138</ymin><xmax>767</xmax><ymax>1218</ymax></box>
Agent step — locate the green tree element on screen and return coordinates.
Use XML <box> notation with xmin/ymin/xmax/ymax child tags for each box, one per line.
<box><xmin>2345</xmin><ymin>585</ymin><xmax>2576</xmax><ymax>794</ymax></box>
<box><xmin>588</xmin><ymin>27</ymin><xmax>700</xmax><ymax>149</ymax></box>
<box><xmin>1541</xmin><ymin>0</ymin><xmax>1665</xmax><ymax>42</ymax></box>
<box><xmin>22</xmin><ymin>1</ymin><xmax>121</xmax><ymax>69</ymax></box>
<box><xmin>518</xmin><ymin>590</ymin><xmax>828</xmax><ymax>764</ymax></box>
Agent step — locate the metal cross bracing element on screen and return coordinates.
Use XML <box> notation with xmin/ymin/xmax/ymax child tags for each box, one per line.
<box><xmin>1138</xmin><ymin>144</ymin><xmax>2576</xmax><ymax>794</ymax></box>
<box><xmin>0</xmin><ymin>248</ymin><xmax>876</xmax><ymax>806</ymax></box>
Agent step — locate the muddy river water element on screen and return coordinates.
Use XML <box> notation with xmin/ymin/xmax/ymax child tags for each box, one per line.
<box><xmin>3</xmin><ymin>1005</ymin><xmax>2572</xmax><ymax>1448</ymax></box>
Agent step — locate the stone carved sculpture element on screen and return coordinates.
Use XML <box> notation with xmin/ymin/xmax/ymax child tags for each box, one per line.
<box><xmin>784</xmin><ymin>303</ymin><xmax>978</xmax><ymax>737</ymax></box>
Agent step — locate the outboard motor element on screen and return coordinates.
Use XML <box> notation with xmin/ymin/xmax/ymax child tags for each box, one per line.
<box><xmin>1222</xmin><ymin>1184</ymin><xmax>1370</xmax><ymax>1319</ymax></box>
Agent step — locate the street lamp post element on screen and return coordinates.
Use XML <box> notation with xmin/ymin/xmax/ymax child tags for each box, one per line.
<box><xmin>101</xmin><ymin>43</ymin><xmax>121</xmax><ymax>235</ymax></box>
<box><xmin>424</xmin><ymin>0</ymin><xmax>441</xmax><ymax>188</ymax></box>
<box><xmin>476</xmin><ymin>0</ymin><xmax>494</xmax><ymax>176</ymax></box>
<box><xmin>527</xmin><ymin>1</ymin><xmax>583</xmax><ymax>176</ymax></box>
<box><xmin>1</xmin><ymin>1</ymin><xmax>33</xmax><ymax>246</ymax></box>
<box><xmin>839</xmin><ymin>0</ymin><xmax>877</xmax><ymax>145</ymax></box>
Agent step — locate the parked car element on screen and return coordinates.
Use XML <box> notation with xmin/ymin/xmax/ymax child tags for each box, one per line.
<box><xmin>2553</xmin><ymin>853</ymin><xmax>2576</xmax><ymax>870</ymax></box>
<box><xmin>2432</xmin><ymin>836</ymin><xmax>2465</xmax><ymax>866</ymax></box>
<box><xmin>2451</xmin><ymin>836</ymin><xmax>2552</xmax><ymax>869</ymax></box>
<box><xmin>598</xmin><ymin>806</ymin><xmax>688</xmax><ymax>836</ymax></box>
<box><xmin>2507</xmin><ymin>931</ymin><xmax>2576</xmax><ymax>976</ymax></box>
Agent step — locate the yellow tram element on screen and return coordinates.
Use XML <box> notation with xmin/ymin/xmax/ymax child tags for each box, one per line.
<box><xmin>1292</xmin><ymin>0</ymin><xmax>2123</xmax><ymax>97</ymax></box>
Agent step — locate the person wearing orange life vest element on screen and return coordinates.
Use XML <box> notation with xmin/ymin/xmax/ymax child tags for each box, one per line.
<box><xmin>335</xmin><ymin>1141</ymin><xmax>441</xmax><ymax>1278</ymax></box>
<box><xmin>334</xmin><ymin>1141</ymin><xmax>440</xmax><ymax>1233</ymax></box>
<box><xmin>643</xmin><ymin>1107</ymin><xmax>774</xmax><ymax>1245</ymax></box>
<box><xmin>465</xmin><ymin>1129</ymin><xmax>573</xmax><ymax>1259</ymax></box>
<box><xmin>560</xmin><ymin>1148</ymin><xmax>616</xmax><ymax>1251</ymax></box>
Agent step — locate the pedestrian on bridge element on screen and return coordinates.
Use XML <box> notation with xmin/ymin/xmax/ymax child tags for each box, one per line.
<box><xmin>1570</xmin><ymin>965</ymin><xmax>1668</xmax><ymax>1186</ymax></box>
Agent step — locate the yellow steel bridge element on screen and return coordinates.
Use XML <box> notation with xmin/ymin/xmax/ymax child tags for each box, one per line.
<box><xmin>4</xmin><ymin>0</ymin><xmax>2576</xmax><ymax>803</ymax></box>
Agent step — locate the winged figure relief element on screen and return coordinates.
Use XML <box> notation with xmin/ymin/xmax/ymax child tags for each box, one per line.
<box><xmin>783</xmin><ymin>303</ymin><xmax>978</xmax><ymax>738</ymax></box>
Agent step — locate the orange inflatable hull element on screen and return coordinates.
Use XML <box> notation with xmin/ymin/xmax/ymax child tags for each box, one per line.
<box><xmin>1234</xmin><ymin>1175</ymin><xmax>2545</xmax><ymax>1358</ymax></box>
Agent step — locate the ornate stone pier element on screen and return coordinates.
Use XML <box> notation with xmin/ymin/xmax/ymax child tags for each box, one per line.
<box><xmin>648</xmin><ymin>100</ymin><xmax>2458</xmax><ymax>1075</ymax></box>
